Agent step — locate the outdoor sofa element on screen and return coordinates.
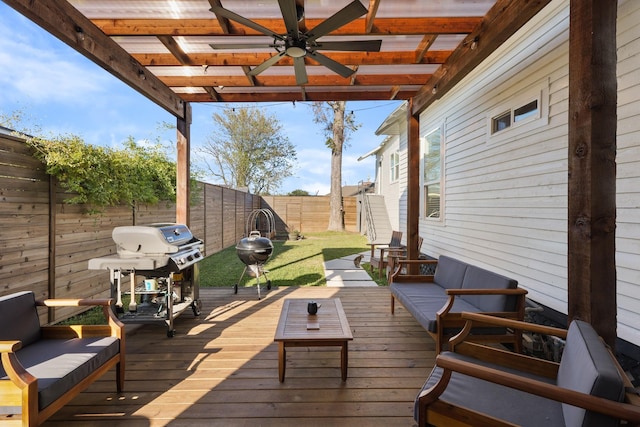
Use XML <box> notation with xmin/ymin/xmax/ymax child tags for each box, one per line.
<box><xmin>389</xmin><ymin>255</ymin><xmax>528</xmax><ymax>352</ymax></box>
<box><xmin>0</xmin><ymin>291</ymin><xmax>125</xmax><ymax>426</ymax></box>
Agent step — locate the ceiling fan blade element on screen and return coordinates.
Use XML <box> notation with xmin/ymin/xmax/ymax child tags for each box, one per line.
<box><xmin>210</xmin><ymin>5</ymin><xmax>283</xmax><ymax>40</ymax></box>
<box><xmin>306</xmin><ymin>0</ymin><xmax>368</xmax><ymax>43</ymax></box>
<box><xmin>209</xmin><ymin>43</ymin><xmax>275</xmax><ymax>50</ymax></box>
<box><xmin>293</xmin><ymin>57</ymin><xmax>308</xmax><ymax>85</ymax></box>
<box><xmin>311</xmin><ymin>40</ymin><xmax>382</xmax><ymax>52</ymax></box>
<box><xmin>308</xmin><ymin>51</ymin><xmax>355</xmax><ymax>78</ymax></box>
<box><xmin>278</xmin><ymin>0</ymin><xmax>300</xmax><ymax>36</ymax></box>
<box><xmin>248</xmin><ymin>52</ymin><xmax>287</xmax><ymax>76</ymax></box>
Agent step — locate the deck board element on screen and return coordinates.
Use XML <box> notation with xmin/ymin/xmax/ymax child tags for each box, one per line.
<box><xmin>43</xmin><ymin>286</ymin><xmax>434</xmax><ymax>426</ymax></box>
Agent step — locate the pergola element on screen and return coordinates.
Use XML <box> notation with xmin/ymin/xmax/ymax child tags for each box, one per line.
<box><xmin>3</xmin><ymin>0</ymin><xmax>618</xmax><ymax>346</ymax></box>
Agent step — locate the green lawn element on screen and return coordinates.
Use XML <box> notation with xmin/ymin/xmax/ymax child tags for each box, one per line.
<box><xmin>199</xmin><ymin>231</ymin><xmax>371</xmax><ymax>289</ymax></box>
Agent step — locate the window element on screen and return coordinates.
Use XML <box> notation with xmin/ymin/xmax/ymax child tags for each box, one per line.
<box><xmin>487</xmin><ymin>81</ymin><xmax>548</xmax><ymax>143</ymax></box>
<box><xmin>422</xmin><ymin>126</ymin><xmax>442</xmax><ymax>219</ymax></box>
<box><xmin>389</xmin><ymin>152</ymin><xmax>399</xmax><ymax>182</ymax></box>
<box><xmin>491</xmin><ymin>99</ymin><xmax>539</xmax><ymax>134</ymax></box>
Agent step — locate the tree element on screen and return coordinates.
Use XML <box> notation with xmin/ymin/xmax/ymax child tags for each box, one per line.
<box><xmin>311</xmin><ymin>101</ymin><xmax>360</xmax><ymax>231</ymax></box>
<box><xmin>288</xmin><ymin>189</ymin><xmax>310</xmax><ymax>196</ymax></box>
<box><xmin>26</xmin><ymin>134</ymin><xmax>178</xmax><ymax>212</ymax></box>
<box><xmin>198</xmin><ymin>107</ymin><xmax>296</xmax><ymax>195</ymax></box>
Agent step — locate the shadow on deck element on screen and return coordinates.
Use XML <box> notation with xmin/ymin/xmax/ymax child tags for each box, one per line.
<box><xmin>43</xmin><ymin>286</ymin><xmax>434</xmax><ymax>427</ymax></box>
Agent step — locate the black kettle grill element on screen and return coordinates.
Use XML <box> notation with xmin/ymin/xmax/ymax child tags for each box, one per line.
<box><xmin>234</xmin><ymin>231</ymin><xmax>274</xmax><ymax>299</ymax></box>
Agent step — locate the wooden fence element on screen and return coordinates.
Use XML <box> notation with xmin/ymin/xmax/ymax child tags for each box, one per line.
<box><xmin>0</xmin><ymin>132</ymin><xmax>358</xmax><ymax>322</ymax></box>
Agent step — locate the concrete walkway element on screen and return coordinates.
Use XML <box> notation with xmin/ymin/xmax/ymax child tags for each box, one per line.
<box><xmin>324</xmin><ymin>251</ymin><xmax>379</xmax><ymax>287</ymax></box>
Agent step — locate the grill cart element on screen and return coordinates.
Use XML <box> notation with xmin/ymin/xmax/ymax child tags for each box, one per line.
<box><xmin>89</xmin><ymin>223</ymin><xmax>204</xmax><ymax>337</ymax></box>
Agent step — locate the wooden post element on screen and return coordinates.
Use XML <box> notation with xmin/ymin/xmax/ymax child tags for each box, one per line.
<box><xmin>567</xmin><ymin>0</ymin><xmax>617</xmax><ymax>347</ymax></box>
<box><xmin>176</xmin><ymin>103</ymin><xmax>192</xmax><ymax>226</ymax></box>
<box><xmin>407</xmin><ymin>99</ymin><xmax>421</xmax><ymax>270</ymax></box>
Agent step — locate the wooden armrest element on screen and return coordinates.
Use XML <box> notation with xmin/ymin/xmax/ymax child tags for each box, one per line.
<box><xmin>398</xmin><ymin>259</ymin><xmax>438</xmax><ymax>266</ymax></box>
<box><xmin>0</xmin><ymin>340</ymin><xmax>37</xmax><ymax>390</ymax></box>
<box><xmin>446</xmin><ymin>288</ymin><xmax>528</xmax><ymax>296</ymax></box>
<box><xmin>390</xmin><ymin>259</ymin><xmax>438</xmax><ymax>282</ymax></box>
<box><xmin>0</xmin><ymin>340</ymin><xmax>22</xmax><ymax>352</ymax></box>
<box><xmin>460</xmin><ymin>312</ymin><xmax>567</xmax><ymax>338</ymax></box>
<box><xmin>37</xmin><ymin>298</ymin><xmax>124</xmax><ymax>338</ymax></box>
<box><xmin>435</xmin><ymin>354</ymin><xmax>640</xmax><ymax>423</ymax></box>
<box><xmin>37</xmin><ymin>298</ymin><xmax>113</xmax><ymax>307</ymax></box>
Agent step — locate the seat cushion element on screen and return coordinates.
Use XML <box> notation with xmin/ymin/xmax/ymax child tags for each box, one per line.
<box><xmin>416</xmin><ymin>351</ymin><xmax>563</xmax><ymax>426</ymax></box>
<box><xmin>0</xmin><ymin>337</ymin><xmax>120</xmax><ymax>410</ymax></box>
<box><xmin>0</xmin><ymin>291</ymin><xmax>41</xmax><ymax>347</ymax></box>
<box><xmin>459</xmin><ymin>265</ymin><xmax>518</xmax><ymax>312</ymax></box>
<box><xmin>391</xmin><ymin>282</ymin><xmax>479</xmax><ymax>332</ymax></box>
<box><xmin>433</xmin><ymin>256</ymin><xmax>468</xmax><ymax>290</ymax></box>
<box><xmin>557</xmin><ymin>320</ymin><xmax>625</xmax><ymax>427</ymax></box>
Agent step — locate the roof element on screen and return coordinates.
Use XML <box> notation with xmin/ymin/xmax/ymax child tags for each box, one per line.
<box><xmin>3</xmin><ymin>0</ymin><xmax>551</xmax><ymax>118</ymax></box>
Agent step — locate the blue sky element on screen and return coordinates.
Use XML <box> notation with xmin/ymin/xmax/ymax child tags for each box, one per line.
<box><xmin>0</xmin><ymin>3</ymin><xmax>403</xmax><ymax>195</ymax></box>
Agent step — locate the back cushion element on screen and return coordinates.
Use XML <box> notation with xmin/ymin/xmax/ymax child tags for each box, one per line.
<box><xmin>433</xmin><ymin>256</ymin><xmax>467</xmax><ymax>290</ymax></box>
<box><xmin>460</xmin><ymin>266</ymin><xmax>518</xmax><ymax>312</ymax></box>
<box><xmin>0</xmin><ymin>291</ymin><xmax>41</xmax><ymax>347</ymax></box>
<box><xmin>557</xmin><ymin>320</ymin><xmax>624</xmax><ymax>427</ymax></box>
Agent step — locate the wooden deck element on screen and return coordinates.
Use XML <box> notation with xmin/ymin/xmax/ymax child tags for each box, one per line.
<box><xmin>43</xmin><ymin>286</ymin><xmax>435</xmax><ymax>427</ymax></box>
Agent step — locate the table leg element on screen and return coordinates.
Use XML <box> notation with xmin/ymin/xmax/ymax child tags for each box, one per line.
<box><xmin>279</xmin><ymin>342</ymin><xmax>286</xmax><ymax>382</ymax></box>
<box><xmin>341</xmin><ymin>342</ymin><xmax>348</xmax><ymax>381</ymax></box>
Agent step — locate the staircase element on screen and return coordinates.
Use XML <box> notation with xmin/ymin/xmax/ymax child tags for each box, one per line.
<box><xmin>362</xmin><ymin>194</ymin><xmax>393</xmax><ymax>244</ymax></box>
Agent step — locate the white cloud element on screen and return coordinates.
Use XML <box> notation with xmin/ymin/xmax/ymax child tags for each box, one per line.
<box><xmin>0</xmin><ymin>10</ymin><xmax>110</xmax><ymax>105</ymax></box>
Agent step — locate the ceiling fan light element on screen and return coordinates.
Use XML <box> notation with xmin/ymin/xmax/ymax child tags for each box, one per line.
<box><xmin>286</xmin><ymin>46</ymin><xmax>306</xmax><ymax>58</ymax></box>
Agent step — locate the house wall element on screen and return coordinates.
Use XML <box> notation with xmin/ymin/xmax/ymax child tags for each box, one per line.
<box><xmin>373</xmin><ymin>116</ymin><xmax>409</xmax><ymax>239</ymax></box>
<box><xmin>402</xmin><ymin>0</ymin><xmax>640</xmax><ymax>345</ymax></box>
<box><xmin>375</xmin><ymin>134</ymin><xmax>403</xmax><ymax>231</ymax></box>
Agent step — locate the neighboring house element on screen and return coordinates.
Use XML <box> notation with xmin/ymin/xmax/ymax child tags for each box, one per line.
<box><xmin>358</xmin><ymin>104</ymin><xmax>407</xmax><ymax>237</ymax></box>
<box><xmin>369</xmin><ymin>0</ymin><xmax>640</xmax><ymax>350</ymax></box>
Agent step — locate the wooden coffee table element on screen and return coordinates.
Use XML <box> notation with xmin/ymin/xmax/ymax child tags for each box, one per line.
<box><xmin>274</xmin><ymin>298</ymin><xmax>353</xmax><ymax>382</ymax></box>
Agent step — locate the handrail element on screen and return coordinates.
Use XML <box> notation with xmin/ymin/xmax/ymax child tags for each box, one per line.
<box><xmin>359</xmin><ymin>183</ymin><xmax>376</xmax><ymax>242</ymax></box>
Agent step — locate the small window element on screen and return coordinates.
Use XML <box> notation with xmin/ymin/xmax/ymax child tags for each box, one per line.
<box><xmin>488</xmin><ymin>84</ymin><xmax>546</xmax><ymax>139</ymax></box>
<box><xmin>492</xmin><ymin>111</ymin><xmax>511</xmax><ymax>133</ymax></box>
<box><xmin>514</xmin><ymin>100</ymin><xmax>538</xmax><ymax>122</ymax></box>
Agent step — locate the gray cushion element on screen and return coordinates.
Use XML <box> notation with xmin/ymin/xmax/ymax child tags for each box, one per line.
<box><xmin>557</xmin><ymin>320</ymin><xmax>625</xmax><ymax>427</ymax></box>
<box><xmin>0</xmin><ymin>337</ymin><xmax>120</xmax><ymax>410</ymax></box>
<box><xmin>416</xmin><ymin>351</ymin><xmax>563</xmax><ymax>426</ymax></box>
<box><xmin>0</xmin><ymin>291</ymin><xmax>41</xmax><ymax>347</ymax></box>
<box><xmin>391</xmin><ymin>282</ymin><xmax>479</xmax><ymax>333</ymax></box>
<box><xmin>433</xmin><ymin>256</ymin><xmax>467</xmax><ymax>290</ymax></box>
<box><xmin>459</xmin><ymin>265</ymin><xmax>518</xmax><ymax>312</ymax></box>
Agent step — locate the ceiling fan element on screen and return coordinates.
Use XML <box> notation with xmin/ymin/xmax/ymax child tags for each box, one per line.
<box><xmin>209</xmin><ymin>0</ymin><xmax>382</xmax><ymax>85</ymax></box>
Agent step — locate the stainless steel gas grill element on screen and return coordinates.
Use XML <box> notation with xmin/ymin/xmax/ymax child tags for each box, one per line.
<box><xmin>89</xmin><ymin>223</ymin><xmax>204</xmax><ymax>337</ymax></box>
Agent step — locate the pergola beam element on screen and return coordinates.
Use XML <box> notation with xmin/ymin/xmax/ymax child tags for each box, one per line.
<box><xmin>411</xmin><ymin>0</ymin><xmax>552</xmax><ymax>116</ymax></box>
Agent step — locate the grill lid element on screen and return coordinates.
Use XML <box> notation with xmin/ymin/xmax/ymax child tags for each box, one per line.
<box><xmin>88</xmin><ymin>223</ymin><xmax>204</xmax><ymax>272</ymax></box>
<box><xmin>236</xmin><ymin>235</ymin><xmax>273</xmax><ymax>265</ymax></box>
<box><xmin>113</xmin><ymin>223</ymin><xmax>195</xmax><ymax>256</ymax></box>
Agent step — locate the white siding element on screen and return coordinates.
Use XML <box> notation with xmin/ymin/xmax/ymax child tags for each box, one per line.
<box><xmin>406</xmin><ymin>0</ymin><xmax>640</xmax><ymax>345</ymax></box>
<box><xmin>616</xmin><ymin>0</ymin><xmax>640</xmax><ymax>345</ymax></box>
<box><xmin>374</xmin><ymin>134</ymin><xmax>403</xmax><ymax>231</ymax></box>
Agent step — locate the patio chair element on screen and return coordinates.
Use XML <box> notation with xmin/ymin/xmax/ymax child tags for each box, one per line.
<box><xmin>369</xmin><ymin>230</ymin><xmax>403</xmax><ymax>278</ymax></box>
<box><xmin>415</xmin><ymin>312</ymin><xmax>640</xmax><ymax>426</ymax></box>
<box><xmin>385</xmin><ymin>235</ymin><xmax>424</xmax><ymax>280</ymax></box>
